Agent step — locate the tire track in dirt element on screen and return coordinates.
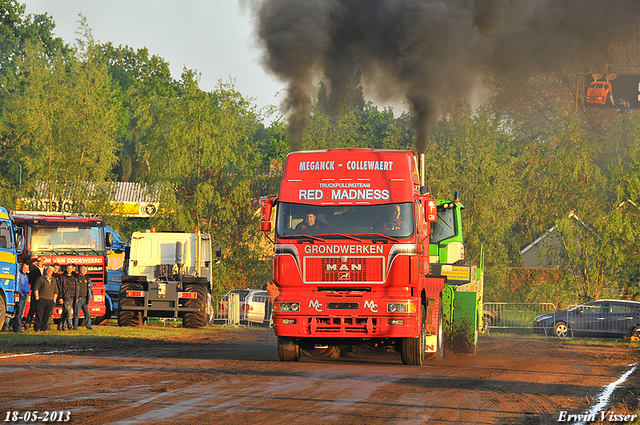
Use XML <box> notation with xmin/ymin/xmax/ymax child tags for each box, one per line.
<box><xmin>0</xmin><ymin>331</ymin><xmax>637</xmax><ymax>425</ymax></box>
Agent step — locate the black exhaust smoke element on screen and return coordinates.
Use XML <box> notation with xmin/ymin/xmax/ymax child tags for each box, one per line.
<box><xmin>250</xmin><ymin>0</ymin><xmax>640</xmax><ymax>153</ymax></box>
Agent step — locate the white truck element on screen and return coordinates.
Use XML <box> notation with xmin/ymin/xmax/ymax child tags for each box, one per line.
<box><xmin>117</xmin><ymin>231</ymin><xmax>221</xmax><ymax>328</ymax></box>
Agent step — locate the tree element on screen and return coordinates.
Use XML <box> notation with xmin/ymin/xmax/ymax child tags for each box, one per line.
<box><xmin>0</xmin><ymin>0</ymin><xmax>68</xmax><ymax>91</ymax></box>
<box><xmin>134</xmin><ymin>75</ymin><xmax>270</xmax><ymax>291</ymax></box>
<box><xmin>98</xmin><ymin>42</ymin><xmax>178</xmax><ymax>182</ymax></box>
<box><xmin>1</xmin><ymin>27</ymin><xmax>121</xmax><ymax>212</ymax></box>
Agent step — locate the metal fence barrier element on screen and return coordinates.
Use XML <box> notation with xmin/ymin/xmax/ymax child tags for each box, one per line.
<box><xmin>484</xmin><ymin>302</ymin><xmax>639</xmax><ymax>339</ymax></box>
<box><xmin>211</xmin><ymin>293</ymin><xmax>273</xmax><ymax>328</ymax></box>
<box><xmin>483</xmin><ymin>302</ymin><xmax>556</xmax><ymax>330</ymax></box>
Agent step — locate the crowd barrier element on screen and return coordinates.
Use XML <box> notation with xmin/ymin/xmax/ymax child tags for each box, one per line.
<box><xmin>483</xmin><ymin>302</ymin><xmax>556</xmax><ymax>330</ymax></box>
<box><xmin>211</xmin><ymin>293</ymin><xmax>273</xmax><ymax>327</ymax></box>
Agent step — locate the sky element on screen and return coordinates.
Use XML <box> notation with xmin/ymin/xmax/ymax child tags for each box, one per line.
<box><xmin>22</xmin><ymin>0</ymin><xmax>287</xmax><ymax>118</ymax></box>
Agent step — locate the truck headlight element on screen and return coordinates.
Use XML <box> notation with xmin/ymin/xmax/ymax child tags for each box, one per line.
<box><xmin>387</xmin><ymin>302</ymin><xmax>415</xmax><ymax>313</ymax></box>
<box><xmin>275</xmin><ymin>302</ymin><xmax>300</xmax><ymax>312</ymax></box>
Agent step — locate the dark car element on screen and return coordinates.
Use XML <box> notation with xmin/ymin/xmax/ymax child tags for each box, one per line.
<box><xmin>533</xmin><ymin>299</ymin><xmax>640</xmax><ymax>339</ymax></box>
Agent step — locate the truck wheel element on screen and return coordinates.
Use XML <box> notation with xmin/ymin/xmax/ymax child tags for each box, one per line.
<box><xmin>117</xmin><ymin>283</ymin><xmax>143</xmax><ymax>327</ymax></box>
<box><xmin>631</xmin><ymin>325</ymin><xmax>640</xmax><ymax>340</ymax></box>
<box><xmin>401</xmin><ymin>304</ymin><xmax>426</xmax><ymax>365</ymax></box>
<box><xmin>183</xmin><ymin>283</ymin><xmax>207</xmax><ymax>328</ymax></box>
<box><xmin>277</xmin><ymin>337</ymin><xmax>301</xmax><ymax>361</ymax></box>
<box><xmin>0</xmin><ymin>296</ymin><xmax>5</xmax><ymax>331</ymax></box>
<box><xmin>93</xmin><ymin>301</ymin><xmax>112</xmax><ymax>325</ymax></box>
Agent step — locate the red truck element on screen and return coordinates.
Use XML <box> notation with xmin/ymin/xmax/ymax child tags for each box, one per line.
<box><xmin>12</xmin><ymin>212</ymin><xmax>110</xmax><ymax>323</ymax></box>
<box><xmin>260</xmin><ymin>149</ymin><xmax>455</xmax><ymax>365</ymax></box>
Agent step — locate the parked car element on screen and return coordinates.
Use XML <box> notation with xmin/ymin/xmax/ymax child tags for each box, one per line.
<box><xmin>219</xmin><ymin>289</ymin><xmax>268</xmax><ymax>324</ymax></box>
<box><xmin>533</xmin><ymin>299</ymin><xmax>640</xmax><ymax>339</ymax></box>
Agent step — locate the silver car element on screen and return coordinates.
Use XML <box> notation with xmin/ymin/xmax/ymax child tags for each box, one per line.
<box><xmin>219</xmin><ymin>289</ymin><xmax>268</xmax><ymax>324</ymax></box>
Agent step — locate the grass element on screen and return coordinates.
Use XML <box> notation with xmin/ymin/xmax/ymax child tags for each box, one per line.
<box><xmin>484</xmin><ymin>329</ymin><xmax>640</xmax><ymax>348</ymax></box>
<box><xmin>0</xmin><ymin>320</ymin><xmax>262</xmax><ymax>355</ymax></box>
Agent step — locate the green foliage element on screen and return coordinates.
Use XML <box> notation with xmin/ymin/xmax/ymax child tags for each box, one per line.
<box><xmin>2</xmin><ymin>4</ymin><xmax>640</xmax><ymax>303</ymax></box>
<box><xmin>1</xmin><ymin>30</ymin><xmax>121</xmax><ymax>212</ymax></box>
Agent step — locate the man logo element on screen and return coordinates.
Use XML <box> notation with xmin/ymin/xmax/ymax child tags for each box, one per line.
<box><xmin>338</xmin><ymin>272</ymin><xmax>350</xmax><ymax>280</ymax></box>
<box><xmin>326</xmin><ymin>263</ymin><xmax>363</xmax><ymax>271</ymax></box>
<box><xmin>364</xmin><ymin>300</ymin><xmax>378</xmax><ymax>313</ymax></box>
<box><xmin>309</xmin><ymin>300</ymin><xmax>323</xmax><ymax>312</ymax></box>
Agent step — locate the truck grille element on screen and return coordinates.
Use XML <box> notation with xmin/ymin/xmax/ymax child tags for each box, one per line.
<box><xmin>327</xmin><ymin>302</ymin><xmax>359</xmax><ymax>310</ymax></box>
<box><xmin>304</xmin><ymin>257</ymin><xmax>384</xmax><ymax>283</ymax></box>
<box><xmin>305</xmin><ymin>317</ymin><xmax>380</xmax><ymax>334</ymax></box>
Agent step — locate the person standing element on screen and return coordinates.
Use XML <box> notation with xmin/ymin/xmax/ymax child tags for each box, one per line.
<box><xmin>73</xmin><ymin>265</ymin><xmax>93</xmax><ymax>330</ymax></box>
<box><xmin>264</xmin><ymin>280</ymin><xmax>279</xmax><ymax>326</ymax></box>
<box><xmin>13</xmin><ymin>263</ymin><xmax>30</xmax><ymax>333</ymax></box>
<box><xmin>57</xmin><ymin>264</ymin><xmax>76</xmax><ymax>331</ymax></box>
<box><xmin>33</xmin><ymin>266</ymin><xmax>58</xmax><ymax>331</ymax></box>
<box><xmin>25</xmin><ymin>257</ymin><xmax>45</xmax><ymax>329</ymax></box>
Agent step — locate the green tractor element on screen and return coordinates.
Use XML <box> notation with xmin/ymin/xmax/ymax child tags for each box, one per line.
<box><xmin>429</xmin><ymin>192</ymin><xmax>484</xmax><ymax>354</ymax></box>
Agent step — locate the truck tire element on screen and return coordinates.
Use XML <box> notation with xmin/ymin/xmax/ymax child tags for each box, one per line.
<box><xmin>401</xmin><ymin>304</ymin><xmax>426</xmax><ymax>365</ymax></box>
<box><xmin>117</xmin><ymin>282</ymin><xmax>143</xmax><ymax>327</ymax></box>
<box><xmin>183</xmin><ymin>283</ymin><xmax>207</xmax><ymax>328</ymax></box>
<box><xmin>277</xmin><ymin>337</ymin><xmax>301</xmax><ymax>361</ymax></box>
<box><xmin>0</xmin><ymin>296</ymin><xmax>6</xmax><ymax>331</ymax></box>
<box><xmin>93</xmin><ymin>301</ymin><xmax>112</xmax><ymax>325</ymax></box>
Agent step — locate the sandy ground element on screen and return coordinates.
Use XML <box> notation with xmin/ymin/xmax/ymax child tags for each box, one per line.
<box><xmin>0</xmin><ymin>327</ymin><xmax>638</xmax><ymax>425</ymax></box>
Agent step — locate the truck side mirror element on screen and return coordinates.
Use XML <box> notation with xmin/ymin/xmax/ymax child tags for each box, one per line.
<box><xmin>15</xmin><ymin>228</ymin><xmax>24</xmax><ymax>254</ymax></box>
<box><xmin>425</xmin><ymin>199</ymin><xmax>437</xmax><ymax>222</ymax></box>
<box><xmin>260</xmin><ymin>196</ymin><xmax>276</xmax><ymax>232</ymax></box>
<box><xmin>214</xmin><ymin>244</ymin><xmax>222</xmax><ymax>264</ymax></box>
<box><xmin>106</xmin><ymin>231</ymin><xmax>113</xmax><ymax>248</ymax></box>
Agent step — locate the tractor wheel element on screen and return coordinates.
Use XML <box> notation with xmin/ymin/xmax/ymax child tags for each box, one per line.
<box><xmin>117</xmin><ymin>282</ymin><xmax>143</xmax><ymax>327</ymax></box>
<box><xmin>183</xmin><ymin>283</ymin><xmax>207</xmax><ymax>328</ymax></box>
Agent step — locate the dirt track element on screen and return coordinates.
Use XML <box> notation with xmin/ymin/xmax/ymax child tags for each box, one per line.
<box><xmin>0</xmin><ymin>327</ymin><xmax>638</xmax><ymax>425</ymax></box>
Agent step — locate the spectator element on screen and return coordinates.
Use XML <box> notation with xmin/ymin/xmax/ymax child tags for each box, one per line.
<box><xmin>73</xmin><ymin>265</ymin><xmax>93</xmax><ymax>330</ymax></box>
<box><xmin>57</xmin><ymin>264</ymin><xmax>76</xmax><ymax>331</ymax></box>
<box><xmin>13</xmin><ymin>263</ymin><xmax>30</xmax><ymax>333</ymax></box>
<box><xmin>264</xmin><ymin>280</ymin><xmax>279</xmax><ymax>326</ymax></box>
<box><xmin>33</xmin><ymin>266</ymin><xmax>58</xmax><ymax>331</ymax></box>
<box><xmin>24</xmin><ymin>256</ymin><xmax>44</xmax><ymax>329</ymax></box>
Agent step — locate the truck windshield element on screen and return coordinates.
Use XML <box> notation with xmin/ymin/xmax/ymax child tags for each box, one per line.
<box><xmin>276</xmin><ymin>202</ymin><xmax>414</xmax><ymax>239</ymax></box>
<box><xmin>430</xmin><ymin>208</ymin><xmax>456</xmax><ymax>243</ymax></box>
<box><xmin>27</xmin><ymin>225</ymin><xmax>105</xmax><ymax>253</ymax></box>
<box><xmin>0</xmin><ymin>222</ymin><xmax>12</xmax><ymax>249</ymax></box>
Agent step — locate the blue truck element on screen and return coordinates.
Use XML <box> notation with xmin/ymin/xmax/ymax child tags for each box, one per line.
<box><xmin>0</xmin><ymin>207</ymin><xmax>23</xmax><ymax>329</ymax></box>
